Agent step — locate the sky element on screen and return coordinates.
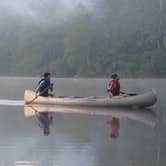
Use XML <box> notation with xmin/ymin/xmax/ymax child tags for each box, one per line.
<box><xmin>0</xmin><ymin>0</ymin><xmax>95</xmax><ymax>16</ymax></box>
<box><xmin>0</xmin><ymin>0</ymin><xmax>97</xmax><ymax>26</ymax></box>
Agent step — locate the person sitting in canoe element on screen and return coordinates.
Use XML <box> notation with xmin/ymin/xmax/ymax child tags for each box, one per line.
<box><xmin>107</xmin><ymin>73</ymin><xmax>120</xmax><ymax>96</ymax></box>
<box><xmin>35</xmin><ymin>72</ymin><xmax>54</xmax><ymax>97</ymax></box>
<box><xmin>107</xmin><ymin>73</ymin><xmax>127</xmax><ymax>98</ymax></box>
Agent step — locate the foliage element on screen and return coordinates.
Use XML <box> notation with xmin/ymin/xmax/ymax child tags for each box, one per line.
<box><xmin>0</xmin><ymin>0</ymin><xmax>165</xmax><ymax>77</ymax></box>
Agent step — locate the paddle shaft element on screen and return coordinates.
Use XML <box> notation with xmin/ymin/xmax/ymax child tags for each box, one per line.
<box><xmin>107</xmin><ymin>90</ymin><xmax>137</xmax><ymax>96</ymax></box>
<box><xmin>27</xmin><ymin>95</ymin><xmax>39</xmax><ymax>104</ymax></box>
<box><xmin>120</xmin><ymin>91</ymin><xmax>137</xmax><ymax>96</ymax></box>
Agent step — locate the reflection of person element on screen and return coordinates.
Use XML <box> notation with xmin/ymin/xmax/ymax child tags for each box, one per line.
<box><xmin>35</xmin><ymin>111</ymin><xmax>53</xmax><ymax>136</ymax></box>
<box><xmin>35</xmin><ymin>72</ymin><xmax>53</xmax><ymax>97</ymax></box>
<box><xmin>106</xmin><ymin>117</ymin><xmax>120</xmax><ymax>139</ymax></box>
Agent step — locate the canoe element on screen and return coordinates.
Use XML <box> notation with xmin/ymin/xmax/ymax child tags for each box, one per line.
<box><xmin>24</xmin><ymin>105</ymin><xmax>157</xmax><ymax>127</ymax></box>
<box><xmin>24</xmin><ymin>89</ymin><xmax>157</xmax><ymax>108</ymax></box>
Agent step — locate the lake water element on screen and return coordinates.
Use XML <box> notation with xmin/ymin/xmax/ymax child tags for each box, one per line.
<box><xmin>0</xmin><ymin>77</ymin><xmax>165</xmax><ymax>166</ymax></box>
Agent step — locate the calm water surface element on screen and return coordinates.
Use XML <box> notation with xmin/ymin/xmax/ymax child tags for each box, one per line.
<box><xmin>0</xmin><ymin>77</ymin><xmax>165</xmax><ymax>166</ymax></box>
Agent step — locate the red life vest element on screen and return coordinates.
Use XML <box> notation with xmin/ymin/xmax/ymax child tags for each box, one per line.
<box><xmin>108</xmin><ymin>79</ymin><xmax>120</xmax><ymax>96</ymax></box>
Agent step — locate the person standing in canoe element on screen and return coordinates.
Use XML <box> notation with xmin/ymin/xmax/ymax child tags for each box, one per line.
<box><xmin>35</xmin><ymin>72</ymin><xmax>54</xmax><ymax>97</ymax></box>
<box><xmin>107</xmin><ymin>73</ymin><xmax>121</xmax><ymax>97</ymax></box>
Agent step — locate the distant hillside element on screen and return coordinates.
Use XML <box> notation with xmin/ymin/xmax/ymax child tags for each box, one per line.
<box><xmin>0</xmin><ymin>0</ymin><xmax>166</xmax><ymax>77</ymax></box>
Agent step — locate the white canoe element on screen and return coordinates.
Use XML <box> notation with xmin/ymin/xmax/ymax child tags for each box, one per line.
<box><xmin>24</xmin><ymin>105</ymin><xmax>157</xmax><ymax>127</ymax></box>
<box><xmin>24</xmin><ymin>90</ymin><xmax>157</xmax><ymax>108</ymax></box>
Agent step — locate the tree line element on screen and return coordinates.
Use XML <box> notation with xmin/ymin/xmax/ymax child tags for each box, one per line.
<box><xmin>0</xmin><ymin>0</ymin><xmax>166</xmax><ymax>77</ymax></box>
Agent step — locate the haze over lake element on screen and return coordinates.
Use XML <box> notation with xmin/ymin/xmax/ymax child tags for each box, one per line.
<box><xmin>0</xmin><ymin>0</ymin><xmax>165</xmax><ymax>77</ymax></box>
<box><xmin>0</xmin><ymin>0</ymin><xmax>165</xmax><ymax>165</ymax></box>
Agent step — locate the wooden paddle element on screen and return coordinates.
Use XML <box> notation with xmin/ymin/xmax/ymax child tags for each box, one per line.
<box><xmin>120</xmin><ymin>91</ymin><xmax>137</xmax><ymax>96</ymax></box>
<box><xmin>106</xmin><ymin>89</ymin><xmax>137</xmax><ymax>96</ymax></box>
<box><xmin>26</xmin><ymin>94</ymin><xmax>39</xmax><ymax>104</ymax></box>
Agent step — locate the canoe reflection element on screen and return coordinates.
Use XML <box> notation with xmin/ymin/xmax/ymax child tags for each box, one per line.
<box><xmin>24</xmin><ymin>105</ymin><xmax>157</xmax><ymax>137</ymax></box>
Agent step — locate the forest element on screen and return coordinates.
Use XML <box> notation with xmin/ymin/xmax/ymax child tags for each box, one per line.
<box><xmin>0</xmin><ymin>0</ymin><xmax>166</xmax><ymax>77</ymax></box>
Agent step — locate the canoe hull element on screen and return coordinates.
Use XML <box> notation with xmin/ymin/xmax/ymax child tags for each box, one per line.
<box><xmin>24</xmin><ymin>90</ymin><xmax>157</xmax><ymax>108</ymax></box>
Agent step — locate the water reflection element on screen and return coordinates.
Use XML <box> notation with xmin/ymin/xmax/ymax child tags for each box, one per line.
<box><xmin>34</xmin><ymin>111</ymin><xmax>53</xmax><ymax>136</ymax></box>
<box><xmin>105</xmin><ymin>108</ymin><xmax>157</xmax><ymax>139</ymax></box>
<box><xmin>15</xmin><ymin>161</ymin><xmax>38</xmax><ymax>166</ymax></box>
<box><xmin>24</xmin><ymin>105</ymin><xmax>157</xmax><ymax>138</ymax></box>
<box><xmin>106</xmin><ymin>117</ymin><xmax>120</xmax><ymax>139</ymax></box>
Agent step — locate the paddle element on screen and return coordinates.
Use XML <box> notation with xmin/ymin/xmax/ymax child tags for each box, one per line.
<box><xmin>106</xmin><ymin>89</ymin><xmax>137</xmax><ymax>96</ymax></box>
<box><xmin>120</xmin><ymin>91</ymin><xmax>137</xmax><ymax>96</ymax></box>
<box><xmin>26</xmin><ymin>94</ymin><xmax>40</xmax><ymax>104</ymax></box>
<box><xmin>26</xmin><ymin>81</ymin><xmax>54</xmax><ymax>104</ymax></box>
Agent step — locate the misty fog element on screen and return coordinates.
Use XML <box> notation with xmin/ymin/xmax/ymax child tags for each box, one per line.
<box><xmin>0</xmin><ymin>0</ymin><xmax>165</xmax><ymax>77</ymax></box>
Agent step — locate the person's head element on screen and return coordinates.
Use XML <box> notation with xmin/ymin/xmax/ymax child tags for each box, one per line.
<box><xmin>43</xmin><ymin>72</ymin><xmax>51</xmax><ymax>78</ymax></box>
<box><xmin>111</xmin><ymin>73</ymin><xmax>120</xmax><ymax>80</ymax></box>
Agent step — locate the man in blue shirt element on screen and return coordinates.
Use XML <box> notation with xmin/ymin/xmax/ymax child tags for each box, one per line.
<box><xmin>36</xmin><ymin>72</ymin><xmax>53</xmax><ymax>97</ymax></box>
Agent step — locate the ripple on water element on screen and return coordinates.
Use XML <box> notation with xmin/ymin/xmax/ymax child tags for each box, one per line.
<box><xmin>0</xmin><ymin>100</ymin><xmax>24</xmax><ymax>106</ymax></box>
